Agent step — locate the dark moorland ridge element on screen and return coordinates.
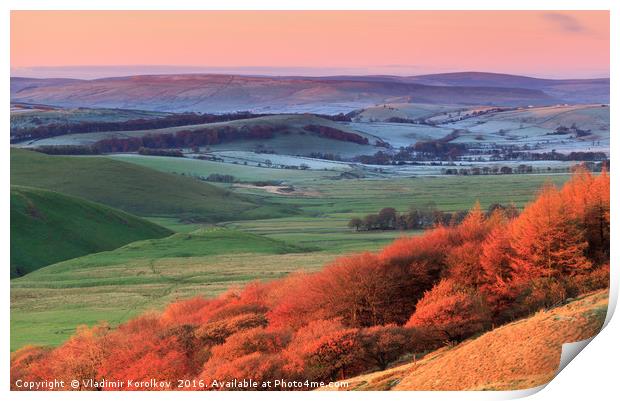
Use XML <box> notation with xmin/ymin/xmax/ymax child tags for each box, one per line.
<box><xmin>10</xmin><ymin>72</ymin><xmax>609</xmax><ymax>113</ymax></box>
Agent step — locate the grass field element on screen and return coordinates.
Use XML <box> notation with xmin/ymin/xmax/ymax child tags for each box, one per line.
<box><xmin>324</xmin><ymin>290</ymin><xmax>608</xmax><ymax>391</ymax></box>
<box><xmin>10</xmin><ymin>185</ymin><xmax>172</xmax><ymax>277</ymax></box>
<box><xmin>108</xmin><ymin>154</ymin><xmax>345</xmax><ymax>184</ymax></box>
<box><xmin>11</xmin><ymin>149</ymin><xmax>294</xmax><ymax>222</ymax></box>
<box><xmin>10</xmin><ymin>228</ymin><xmax>335</xmax><ymax>350</ymax></box>
<box><xmin>110</xmin><ymin>153</ymin><xmax>573</xmax><ymax>249</ymax></box>
<box><xmin>223</xmin><ymin>174</ymin><xmax>571</xmax><ymax>251</ymax></box>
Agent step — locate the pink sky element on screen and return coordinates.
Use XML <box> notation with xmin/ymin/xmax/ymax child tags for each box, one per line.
<box><xmin>11</xmin><ymin>11</ymin><xmax>609</xmax><ymax>79</ymax></box>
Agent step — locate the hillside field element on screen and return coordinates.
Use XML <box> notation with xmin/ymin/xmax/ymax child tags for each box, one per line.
<box><xmin>10</xmin><ymin>186</ymin><xmax>172</xmax><ymax>277</ymax></box>
<box><xmin>10</xmin><ymin>104</ymin><xmax>169</xmax><ymax>130</ymax></box>
<box><xmin>11</xmin><ymin>149</ymin><xmax>294</xmax><ymax>222</ymax></box>
<box><xmin>10</xmin><ymin>228</ymin><xmax>332</xmax><ymax>350</ymax></box>
<box><xmin>16</xmin><ymin>114</ymin><xmax>379</xmax><ymax>157</ymax></box>
<box><xmin>323</xmin><ymin>290</ymin><xmax>608</xmax><ymax>391</ymax></box>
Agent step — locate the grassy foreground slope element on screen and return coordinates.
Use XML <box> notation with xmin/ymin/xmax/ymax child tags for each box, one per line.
<box><xmin>10</xmin><ymin>228</ymin><xmax>329</xmax><ymax>350</ymax></box>
<box><xmin>10</xmin><ymin>185</ymin><xmax>172</xmax><ymax>277</ymax></box>
<box><xmin>11</xmin><ymin>149</ymin><xmax>292</xmax><ymax>221</ymax></box>
<box><xmin>325</xmin><ymin>290</ymin><xmax>608</xmax><ymax>391</ymax></box>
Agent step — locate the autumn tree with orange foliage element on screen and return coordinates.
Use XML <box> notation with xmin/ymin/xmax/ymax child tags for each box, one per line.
<box><xmin>269</xmin><ymin>252</ymin><xmax>432</xmax><ymax>328</ymax></box>
<box><xmin>358</xmin><ymin>325</ymin><xmax>441</xmax><ymax>370</ymax></box>
<box><xmin>562</xmin><ymin>166</ymin><xmax>610</xmax><ymax>264</ymax></box>
<box><xmin>510</xmin><ymin>185</ymin><xmax>591</xmax><ymax>283</ymax></box>
<box><xmin>406</xmin><ymin>279</ymin><xmax>491</xmax><ymax>342</ymax></box>
<box><xmin>478</xmin><ymin>225</ymin><xmax>523</xmax><ymax>323</ymax></box>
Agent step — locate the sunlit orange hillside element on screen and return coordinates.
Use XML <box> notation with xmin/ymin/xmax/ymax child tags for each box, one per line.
<box><xmin>11</xmin><ymin>168</ymin><xmax>609</xmax><ymax>391</ymax></box>
<box><xmin>324</xmin><ymin>289</ymin><xmax>608</xmax><ymax>391</ymax></box>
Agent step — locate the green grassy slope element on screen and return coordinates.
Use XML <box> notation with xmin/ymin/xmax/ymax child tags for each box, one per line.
<box><xmin>10</xmin><ymin>185</ymin><xmax>172</xmax><ymax>277</ymax></box>
<box><xmin>10</xmin><ymin>227</ymin><xmax>321</xmax><ymax>349</ymax></box>
<box><xmin>10</xmin><ymin>149</ymin><xmax>293</xmax><ymax>221</ymax></box>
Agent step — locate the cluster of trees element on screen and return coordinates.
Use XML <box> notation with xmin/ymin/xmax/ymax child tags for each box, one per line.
<box><xmin>518</xmin><ymin>151</ymin><xmax>608</xmax><ymax>162</ymax></box>
<box><xmin>32</xmin><ymin>145</ymin><xmax>100</xmax><ymax>155</ymax></box>
<box><xmin>353</xmin><ymin>133</ymin><xmax>469</xmax><ymax>165</ymax></box>
<box><xmin>204</xmin><ymin>174</ymin><xmax>237</xmax><ymax>183</ymax></box>
<box><xmin>306</xmin><ymin>152</ymin><xmax>344</xmax><ymax>161</ymax></box>
<box><xmin>353</xmin><ymin>151</ymin><xmax>395</xmax><ymax>165</ymax></box>
<box><xmin>412</xmin><ymin>132</ymin><xmax>468</xmax><ymax>160</ymax></box>
<box><xmin>310</xmin><ymin>113</ymin><xmax>352</xmax><ymax>122</ymax></box>
<box><xmin>90</xmin><ymin>124</ymin><xmax>371</xmax><ymax>154</ymax></box>
<box><xmin>353</xmin><ymin>148</ymin><xmax>608</xmax><ymax>167</ymax></box>
<box><xmin>443</xmin><ymin>166</ymin><xmax>528</xmax><ymax>175</ymax></box>
<box><xmin>11</xmin><ymin>168</ymin><xmax>609</xmax><ymax>390</ymax></box>
<box><xmin>137</xmin><ymin>148</ymin><xmax>184</xmax><ymax>157</ymax></box>
<box><xmin>348</xmin><ymin>204</ymin><xmax>519</xmax><ymax>231</ymax></box>
<box><xmin>302</xmin><ymin>125</ymin><xmax>369</xmax><ymax>145</ymax></box>
<box><xmin>92</xmin><ymin>125</ymin><xmax>286</xmax><ymax>153</ymax></box>
<box><xmin>385</xmin><ymin>116</ymin><xmax>424</xmax><ymax>124</ymax></box>
<box><xmin>547</xmin><ymin>124</ymin><xmax>592</xmax><ymax>138</ymax></box>
<box><xmin>10</xmin><ymin>112</ymin><xmax>271</xmax><ymax>143</ymax></box>
<box><xmin>442</xmin><ymin>162</ymin><xmax>609</xmax><ymax>176</ymax></box>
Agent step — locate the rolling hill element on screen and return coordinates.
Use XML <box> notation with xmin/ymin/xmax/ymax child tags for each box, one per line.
<box><xmin>16</xmin><ymin>114</ymin><xmax>379</xmax><ymax>156</ymax></box>
<box><xmin>323</xmin><ymin>290</ymin><xmax>608</xmax><ymax>391</ymax></box>
<box><xmin>10</xmin><ymin>148</ymin><xmax>294</xmax><ymax>222</ymax></box>
<box><xmin>10</xmin><ymin>185</ymin><xmax>172</xmax><ymax>277</ymax></box>
<box><xmin>406</xmin><ymin>72</ymin><xmax>610</xmax><ymax>104</ymax></box>
<box><xmin>10</xmin><ymin>227</ymin><xmax>321</xmax><ymax>349</ymax></box>
<box><xmin>10</xmin><ymin>74</ymin><xmax>559</xmax><ymax>114</ymax></box>
<box><xmin>10</xmin><ymin>103</ymin><xmax>169</xmax><ymax>130</ymax></box>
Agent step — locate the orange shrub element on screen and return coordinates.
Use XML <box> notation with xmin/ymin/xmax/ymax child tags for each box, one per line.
<box><xmin>269</xmin><ymin>252</ymin><xmax>432</xmax><ymax>328</ymax></box>
<box><xmin>99</xmin><ymin>315</ymin><xmax>196</xmax><ymax>389</ymax></box>
<box><xmin>208</xmin><ymin>327</ymin><xmax>292</xmax><ymax>363</ymax></box>
<box><xmin>201</xmin><ymin>353</ymin><xmax>288</xmax><ymax>390</ymax></box>
<box><xmin>10</xmin><ymin>346</ymin><xmax>52</xmax><ymax>390</ymax></box>
<box><xmin>31</xmin><ymin>324</ymin><xmax>110</xmax><ymax>390</ymax></box>
<box><xmin>357</xmin><ymin>325</ymin><xmax>442</xmax><ymax>370</ymax></box>
<box><xmin>283</xmin><ymin>319</ymin><xmax>364</xmax><ymax>382</ymax></box>
<box><xmin>407</xmin><ymin>279</ymin><xmax>491</xmax><ymax>342</ymax></box>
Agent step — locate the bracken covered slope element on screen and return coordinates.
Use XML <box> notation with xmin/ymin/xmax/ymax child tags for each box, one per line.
<box><xmin>324</xmin><ymin>290</ymin><xmax>608</xmax><ymax>391</ymax></box>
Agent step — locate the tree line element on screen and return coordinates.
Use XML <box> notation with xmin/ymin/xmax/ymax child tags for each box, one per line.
<box><xmin>11</xmin><ymin>112</ymin><xmax>356</xmax><ymax>144</ymax></box>
<box><xmin>11</xmin><ymin>168</ymin><xmax>609</xmax><ymax>390</ymax></box>
<box><xmin>10</xmin><ymin>112</ymin><xmax>272</xmax><ymax>143</ymax></box>
<box><xmin>89</xmin><ymin>124</ymin><xmax>370</xmax><ymax>153</ymax></box>
<box><xmin>348</xmin><ymin>204</ymin><xmax>519</xmax><ymax>231</ymax></box>
<box><xmin>353</xmin><ymin>147</ymin><xmax>608</xmax><ymax>166</ymax></box>
<box><xmin>302</xmin><ymin>125</ymin><xmax>369</xmax><ymax>145</ymax></box>
<box><xmin>442</xmin><ymin>161</ymin><xmax>608</xmax><ymax>176</ymax></box>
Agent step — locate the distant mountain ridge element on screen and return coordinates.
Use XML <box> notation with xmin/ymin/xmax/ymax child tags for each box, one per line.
<box><xmin>404</xmin><ymin>72</ymin><xmax>609</xmax><ymax>104</ymax></box>
<box><xmin>10</xmin><ymin>72</ymin><xmax>608</xmax><ymax>114</ymax></box>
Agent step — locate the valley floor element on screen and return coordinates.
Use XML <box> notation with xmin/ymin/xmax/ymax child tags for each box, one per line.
<box><xmin>10</xmin><ymin>170</ymin><xmax>572</xmax><ymax>350</ymax></box>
